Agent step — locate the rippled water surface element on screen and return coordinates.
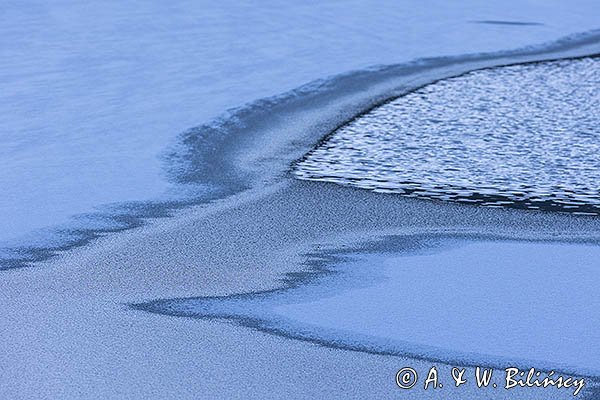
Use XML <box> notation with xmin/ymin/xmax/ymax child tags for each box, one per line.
<box><xmin>295</xmin><ymin>57</ymin><xmax>600</xmax><ymax>214</ymax></box>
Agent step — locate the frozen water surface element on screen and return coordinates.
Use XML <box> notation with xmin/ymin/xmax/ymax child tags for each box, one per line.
<box><xmin>295</xmin><ymin>57</ymin><xmax>600</xmax><ymax>214</ymax></box>
<box><xmin>275</xmin><ymin>240</ymin><xmax>600</xmax><ymax>374</ymax></box>
<box><xmin>148</xmin><ymin>237</ymin><xmax>600</xmax><ymax>376</ymax></box>
<box><xmin>2</xmin><ymin>1</ymin><xmax>600</xmax><ymax>265</ymax></box>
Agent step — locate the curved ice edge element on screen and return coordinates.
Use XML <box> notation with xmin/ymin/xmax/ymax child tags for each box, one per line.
<box><xmin>133</xmin><ymin>231</ymin><xmax>600</xmax><ymax>380</ymax></box>
<box><xmin>294</xmin><ymin>56</ymin><xmax>600</xmax><ymax>215</ymax></box>
<box><xmin>3</xmin><ymin>28</ymin><xmax>600</xmax><ymax>269</ymax></box>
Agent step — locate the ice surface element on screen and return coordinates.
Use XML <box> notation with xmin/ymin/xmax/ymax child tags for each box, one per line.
<box><xmin>274</xmin><ymin>240</ymin><xmax>600</xmax><ymax>374</ymax></box>
<box><xmin>295</xmin><ymin>57</ymin><xmax>600</xmax><ymax>214</ymax></box>
<box><xmin>151</xmin><ymin>236</ymin><xmax>600</xmax><ymax>376</ymax></box>
<box><xmin>2</xmin><ymin>0</ymin><xmax>600</xmax><ymax>262</ymax></box>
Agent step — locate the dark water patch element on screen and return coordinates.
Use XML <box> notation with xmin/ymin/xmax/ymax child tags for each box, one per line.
<box><xmin>472</xmin><ymin>20</ymin><xmax>544</xmax><ymax>26</ymax></box>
